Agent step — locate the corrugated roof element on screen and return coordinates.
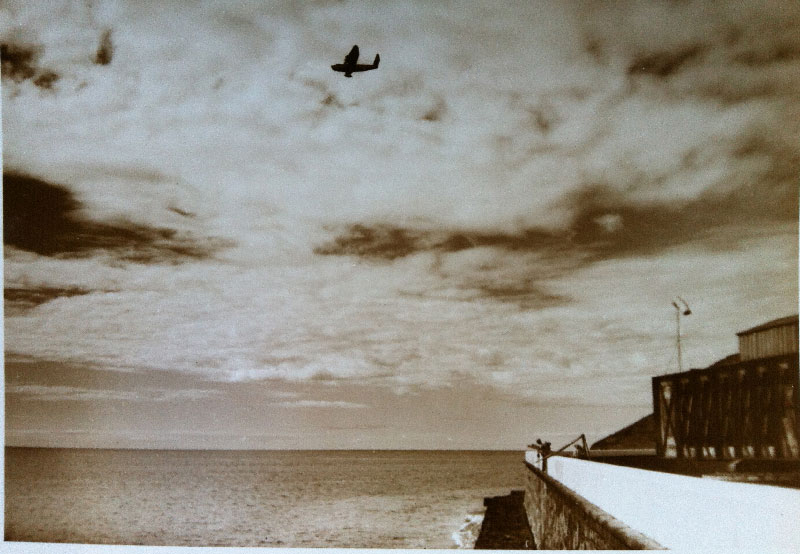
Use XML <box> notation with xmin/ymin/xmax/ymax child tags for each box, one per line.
<box><xmin>736</xmin><ymin>315</ymin><xmax>798</xmax><ymax>336</ymax></box>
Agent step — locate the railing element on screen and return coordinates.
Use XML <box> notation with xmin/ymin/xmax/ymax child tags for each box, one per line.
<box><xmin>528</xmin><ymin>434</ymin><xmax>590</xmax><ymax>472</ymax></box>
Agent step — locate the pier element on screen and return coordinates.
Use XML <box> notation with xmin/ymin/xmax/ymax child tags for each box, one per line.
<box><xmin>520</xmin><ymin>315</ymin><xmax>800</xmax><ymax>549</ymax></box>
<box><xmin>475</xmin><ymin>490</ymin><xmax>535</xmax><ymax>549</ymax></box>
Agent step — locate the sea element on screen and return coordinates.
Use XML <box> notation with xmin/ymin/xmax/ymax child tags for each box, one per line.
<box><xmin>5</xmin><ymin>447</ymin><xmax>526</xmax><ymax>549</ymax></box>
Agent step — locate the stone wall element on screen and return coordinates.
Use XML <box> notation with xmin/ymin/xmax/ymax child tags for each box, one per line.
<box><xmin>523</xmin><ymin>461</ymin><xmax>663</xmax><ymax>550</ymax></box>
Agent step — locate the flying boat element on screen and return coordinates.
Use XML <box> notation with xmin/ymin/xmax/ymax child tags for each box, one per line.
<box><xmin>331</xmin><ymin>45</ymin><xmax>379</xmax><ymax>77</ymax></box>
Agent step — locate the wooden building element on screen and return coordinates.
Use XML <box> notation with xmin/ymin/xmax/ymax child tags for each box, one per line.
<box><xmin>653</xmin><ymin>315</ymin><xmax>799</xmax><ymax>460</ymax></box>
<box><xmin>737</xmin><ymin>315</ymin><xmax>799</xmax><ymax>361</ymax></box>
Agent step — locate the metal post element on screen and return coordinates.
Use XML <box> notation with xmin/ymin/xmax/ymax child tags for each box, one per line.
<box><xmin>676</xmin><ymin>307</ymin><xmax>682</xmax><ymax>373</ymax></box>
<box><xmin>673</xmin><ymin>298</ymin><xmax>691</xmax><ymax>373</ymax></box>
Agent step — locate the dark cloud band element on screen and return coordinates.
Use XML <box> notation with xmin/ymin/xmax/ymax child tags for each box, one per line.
<box><xmin>315</xmin><ymin>170</ymin><xmax>797</xmax><ymax>263</ymax></box>
<box><xmin>4</xmin><ymin>287</ymin><xmax>97</xmax><ymax>314</ymax></box>
<box><xmin>3</xmin><ymin>172</ymin><xmax>231</xmax><ymax>264</ymax></box>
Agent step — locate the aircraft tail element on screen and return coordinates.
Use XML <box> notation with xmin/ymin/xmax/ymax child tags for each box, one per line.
<box><xmin>373</xmin><ymin>54</ymin><xmax>380</xmax><ymax>68</ymax></box>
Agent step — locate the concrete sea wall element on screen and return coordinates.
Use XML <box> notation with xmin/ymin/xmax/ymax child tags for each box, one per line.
<box><xmin>523</xmin><ymin>459</ymin><xmax>662</xmax><ymax>550</ymax></box>
<box><xmin>524</xmin><ymin>451</ymin><xmax>800</xmax><ymax>550</ymax></box>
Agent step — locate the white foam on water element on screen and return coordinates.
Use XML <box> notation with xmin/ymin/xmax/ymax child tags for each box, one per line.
<box><xmin>451</xmin><ymin>510</ymin><xmax>485</xmax><ymax>549</ymax></box>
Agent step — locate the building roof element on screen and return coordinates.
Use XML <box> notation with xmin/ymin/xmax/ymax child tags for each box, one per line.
<box><xmin>707</xmin><ymin>353</ymin><xmax>741</xmax><ymax>368</ymax></box>
<box><xmin>591</xmin><ymin>413</ymin><xmax>656</xmax><ymax>451</ymax></box>
<box><xmin>736</xmin><ymin>315</ymin><xmax>798</xmax><ymax>336</ymax></box>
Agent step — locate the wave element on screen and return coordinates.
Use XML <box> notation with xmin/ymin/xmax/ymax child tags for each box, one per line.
<box><xmin>451</xmin><ymin>510</ymin><xmax>484</xmax><ymax>549</ymax></box>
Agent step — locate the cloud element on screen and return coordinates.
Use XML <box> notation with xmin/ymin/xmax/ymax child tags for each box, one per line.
<box><xmin>314</xmin><ymin>159</ymin><xmax>796</xmax><ymax>281</ymax></box>
<box><xmin>1</xmin><ymin>0</ymin><xmax>797</xmax><ymax>448</ymax></box>
<box><xmin>3</xmin><ymin>172</ymin><xmax>232</xmax><ymax>263</ymax></box>
<box><xmin>3</xmin><ymin>0</ymin><xmax>798</xmax><ymax>238</ymax></box>
<box><xmin>94</xmin><ymin>29</ymin><xmax>113</xmax><ymax>65</ymax></box>
<box><xmin>0</xmin><ymin>41</ymin><xmax>39</xmax><ymax>81</ymax></box>
<box><xmin>7</xmin><ymin>384</ymin><xmax>218</xmax><ymax>402</ymax></box>
<box><xmin>314</xmin><ymin>224</ymin><xmax>424</xmax><ymax>260</ymax></box>
<box><xmin>627</xmin><ymin>44</ymin><xmax>706</xmax><ymax>78</ymax></box>
<box><xmin>271</xmin><ymin>399</ymin><xmax>368</xmax><ymax>409</ymax></box>
<box><xmin>4</xmin><ymin>286</ymin><xmax>98</xmax><ymax>315</ymax></box>
<box><xmin>0</xmin><ymin>40</ymin><xmax>61</xmax><ymax>89</ymax></box>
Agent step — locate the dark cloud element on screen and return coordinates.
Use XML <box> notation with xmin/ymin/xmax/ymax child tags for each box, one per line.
<box><xmin>1</xmin><ymin>41</ymin><xmax>60</xmax><ymax>89</ymax></box>
<box><xmin>730</xmin><ymin>132</ymin><xmax>800</xmax><ymax>189</ymax></box>
<box><xmin>583</xmin><ymin>35</ymin><xmax>608</xmax><ymax>65</ymax></box>
<box><xmin>1</xmin><ymin>42</ymin><xmax>39</xmax><ymax>81</ymax></box>
<box><xmin>566</xmin><ymin>174</ymin><xmax>797</xmax><ymax>258</ymax></box>
<box><xmin>569</xmin><ymin>192</ymin><xmax>705</xmax><ymax>257</ymax></box>
<box><xmin>732</xmin><ymin>39</ymin><xmax>800</xmax><ymax>66</ymax></box>
<box><xmin>470</xmin><ymin>283</ymin><xmax>571</xmax><ymax>310</ymax></box>
<box><xmin>315</xmin><ymin>224</ymin><xmax>573</xmax><ymax>309</ymax></box>
<box><xmin>627</xmin><ymin>44</ymin><xmax>706</xmax><ymax>78</ymax></box>
<box><xmin>665</xmin><ymin>29</ymin><xmax>799</xmax><ymax>104</ymax></box>
<box><xmin>3</xmin><ymin>172</ymin><xmax>231</xmax><ymax>263</ymax></box>
<box><xmin>697</xmin><ymin>77</ymin><xmax>779</xmax><ymax>105</ymax></box>
<box><xmin>314</xmin><ymin>223</ymin><xmax>566</xmax><ymax>261</ymax></box>
<box><xmin>505</xmin><ymin>93</ymin><xmax>562</xmax><ymax>135</ymax></box>
<box><xmin>443</xmin><ymin>229</ymin><xmax>564</xmax><ymax>253</ymax></box>
<box><xmin>32</xmin><ymin>69</ymin><xmax>59</xmax><ymax>89</ymax></box>
<box><xmin>4</xmin><ymin>287</ymin><xmax>97</xmax><ymax>315</ymax></box>
<box><xmin>94</xmin><ymin>29</ymin><xmax>113</xmax><ymax>65</ymax></box>
<box><xmin>421</xmin><ymin>97</ymin><xmax>447</xmax><ymax>122</ymax></box>
<box><xmin>313</xmin><ymin>224</ymin><xmax>423</xmax><ymax>260</ymax></box>
<box><xmin>302</xmin><ymin>78</ymin><xmax>348</xmax><ymax>110</ymax></box>
<box><xmin>321</xmin><ymin>93</ymin><xmax>344</xmax><ymax>108</ymax></box>
<box><xmin>315</xmin><ymin>171</ymin><xmax>797</xmax><ymax>266</ymax></box>
<box><xmin>168</xmin><ymin>206</ymin><xmax>196</xmax><ymax>218</ymax></box>
<box><xmin>312</xmin><ymin>223</ymin><xmax>561</xmax><ymax>262</ymax></box>
<box><xmin>529</xmin><ymin>106</ymin><xmax>557</xmax><ymax>134</ymax></box>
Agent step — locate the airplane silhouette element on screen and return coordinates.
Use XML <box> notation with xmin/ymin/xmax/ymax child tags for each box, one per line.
<box><xmin>331</xmin><ymin>45</ymin><xmax>379</xmax><ymax>77</ymax></box>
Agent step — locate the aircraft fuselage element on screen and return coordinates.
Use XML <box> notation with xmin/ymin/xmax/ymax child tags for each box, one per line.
<box><xmin>331</xmin><ymin>63</ymin><xmax>376</xmax><ymax>77</ymax></box>
<box><xmin>331</xmin><ymin>52</ymin><xmax>380</xmax><ymax>77</ymax></box>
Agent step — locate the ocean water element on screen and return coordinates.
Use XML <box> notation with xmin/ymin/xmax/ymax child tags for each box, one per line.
<box><xmin>5</xmin><ymin>448</ymin><xmax>525</xmax><ymax>548</ymax></box>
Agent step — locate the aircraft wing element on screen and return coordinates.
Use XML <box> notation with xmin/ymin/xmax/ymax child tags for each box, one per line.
<box><xmin>344</xmin><ymin>45</ymin><xmax>359</xmax><ymax>65</ymax></box>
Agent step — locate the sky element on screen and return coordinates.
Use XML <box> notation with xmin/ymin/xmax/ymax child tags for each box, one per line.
<box><xmin>2</xmin><ymin>0</ymin><xmax>798</xmax><ymax>450</ymax></box>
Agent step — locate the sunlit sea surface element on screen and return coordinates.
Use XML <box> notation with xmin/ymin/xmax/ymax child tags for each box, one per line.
<box><xmin>6</xmin><ymin>448</ymin><xmax>525</xmax><ymax>548</ymax></box>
